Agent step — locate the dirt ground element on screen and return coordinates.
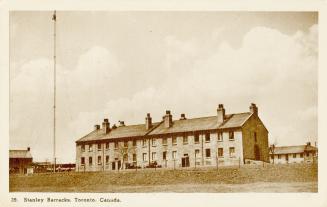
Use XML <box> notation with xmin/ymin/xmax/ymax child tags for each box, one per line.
<box><xmin>10</xmin><ymin>163</ymin><xmax>318</xmax><ymax>193</ymax></box>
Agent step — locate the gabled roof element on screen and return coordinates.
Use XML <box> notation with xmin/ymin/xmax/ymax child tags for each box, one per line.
<box><xmin>148</xmin><ymin>112</ymin><xmax>252</xmax><ymax>135</ymax></box>
<box><xmin>9</xmin><ymin>150</ymin><xmax>32</xmax><ymax>159</ymax></box>
<box><xmin>270</xmin><ymin>145</ymin><xmax>318</xmax><ymax>155</ymax></box>
<box><xmin>76</xmin><ymin>122</ymin><xmax>161</xmax><ymax>142</ymax></box>
<box><xmin>76</xmin><ymin>112</ymin><xmax>253</xmax><ymax>143</ymax></box>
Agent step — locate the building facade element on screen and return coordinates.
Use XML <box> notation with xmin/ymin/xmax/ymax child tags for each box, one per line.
<box><xmin>9</xmin><ymin>147</ymin><xmax>33</xmax><ymax>174</ymax></box>
<box><xmin>75</xmin><ymin>103</ymin><xmax>269</xmax><ymax>172</ymax></box>
<box><xmin>269</xmin><ymin>142</ymin><xmax>318</xmax><ymax>164</ymax></box>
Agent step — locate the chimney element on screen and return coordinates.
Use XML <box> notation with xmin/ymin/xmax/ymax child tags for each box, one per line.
<box><xmin>102</xmin><ymin>118</ymin><xmax>110</xmax><ymax>134</ymax></box>
<box><xmin>163</xmin><ymin>110</ymin><xmax>173</xmax><ymax>128</ymax></box>
<box><xmin>250</xmin><ymin>103</ymin><xmax>258</xmax><ymax>116</ymax></box>
<box><xmin>119</xmin><ymin>120</ymin><xmax>125</xmax><ymax>127</ymax></box>
<box><xmin>217</xmin><ymin>104</ymin><xmax>225</xmax><ymax>124</ymax></box>
<box><xmin>27</xmin><ymin>147</ymin><xmax>30</xmax><ymax>151</ymax></box>
<box><xmin>306</xmin><ymin>142</ymin><xmax>311</xmax><ymax>146</ymax></box>
<box><xmin>94</xmin><ymin>124</ymin><xmax>100</xmax><ymax>130</ymax></box>
<box><xmin>145</xmin><ymin>113</ymin><xmax>152</xmax><ymax>130</ymax></box>
<box><xmin>180</xmin><ymin>113</ymin><xmax>186</xmax><ymax>120</ymax></box>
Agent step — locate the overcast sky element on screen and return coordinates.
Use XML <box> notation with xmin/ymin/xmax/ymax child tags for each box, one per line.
<box><xmin>9</xmin><ymin>11</ymin><xmax>318</xmax><ymax>163</ymax></box>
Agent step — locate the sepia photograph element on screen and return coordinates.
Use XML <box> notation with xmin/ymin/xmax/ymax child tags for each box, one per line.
<box><xmin>7</xmin><ymin>11</ymin><xmax>319</xmax><ymax>194</ymax></box>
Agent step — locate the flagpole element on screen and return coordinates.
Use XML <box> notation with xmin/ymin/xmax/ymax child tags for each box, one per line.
<box><xmin>52</xmin><ymin>10</ymin><xmax>57</xmax><ymax>173</ymax></box>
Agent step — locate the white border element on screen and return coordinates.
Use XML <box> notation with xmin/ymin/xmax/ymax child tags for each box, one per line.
<box><xmin>1</xmin><ymin>1</ymin><xmax>326</xmax><ymax>207</ymax></box>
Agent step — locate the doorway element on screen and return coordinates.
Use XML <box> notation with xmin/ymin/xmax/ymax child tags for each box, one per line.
<box><xmin>181</xmin><ymin>154</ymin><xmax>190</xmax><ymax>167</ymax></box>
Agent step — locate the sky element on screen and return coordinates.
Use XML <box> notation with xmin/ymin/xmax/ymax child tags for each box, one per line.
<box><xmin>9</xmin><ymin>11</ymin><xmax>318</xmax><ymax>163</ymax></box>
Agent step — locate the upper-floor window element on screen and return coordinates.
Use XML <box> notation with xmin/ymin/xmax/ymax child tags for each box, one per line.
<box><xmin>81</xmin><ymin>157</ymin><xmax>85</xmax><ymax>165</ymax></box>
<box><xmin>205</xmin><ymin>149</ymin><xmax>211</xmax><ymax>158</ymax></box>
<box><xmin>97</xmin><ymin>143</ymin><xmax>102</xmax><ymax>151</ymax></box>
<box><xmin>205</xmin><ymin>133</ymin><xmax>210</xmax><ymax>142</ymax></box>
<box><xmin>133</xmin><ymin>154</ymin><xmax>137</xmax><ymax>162</ymax></box>
<box><xmin>105</xmin><ymin>142</ymin><xmax>109</xmax><ymax>150</ymax></box>
<box><xmin>172</xmin><ymin>137</ymin><xmax>177</xmax><ymax>145</ymax></box>
<box><xmin>254</xmin><ymin>132</ymin><xmax>257</xmax><ymax>142</ymax></box>
<box><xmin>300</xmin><ymin>153</ymin><xmax>304</xmax><ymax>158</ymax></box>
<box><xmin>229</xmin><ymin>147</ymin><xmax>235</xmax><ymax>157</ymax></box>
<box><xmin>194</xmin><ymin>133</ymin><xmax>199</xmax><ymax>144</ymax></box>
<box><xmin>124</xmin><ymin>141</ymin><xmax>128</xmax><ymax>148</ymax></box>
<box><xmin>183</xmin><ymin>135</ymin><xmax>188</xmax><ymax>144</ymax></box>
<box><xmin>89</xmin><ymin>157</ymin><xmax>93</xmax><ymax>165</ymax></box>
<box><xmin>81</xmin><ymin>145</ymin><xmax>85</xmax><ymax>152</ymax></box>
<box><xmin>162</xmin><ymin>138</ymin><xmax>168</xmax><ymax>145</ymax></box>
<box><xmin>229</xmin><ymin>131</ymin><xmax>234</xmax><ymax>141</ymax></box>
<box><xmin>278</xmin><ymin>154</ymin><xmax>281</xmax><ymax>159</ymax></box>
<box><xmin>88</xmin><ymin>144</ymin><xmax>93</xmax><ymax>152</ymax></box>
<box><xmin>133</xmin><ymin>139</ymin><xmax>137</xmax><ymax>147</ymax></box>
<box><xmin>114</xmin><ymin>141</ymin><xmax>118</xmax><ymax>149</ymax></box>
<box><xmin>142</xmin><ymin>139</ymin><xmax>147</xmax><ymax>147</ymax></box>
<box><xmin>152</xmin><ymin>138</ymin><xmax>157</xmax><ymax>146</ymax></box>
<box><xmin>293</xmin><ymin>153</ymin><xmax>296</xmax><ymax>158</ymax></box>
<box><xmin>218</xmin><ymin>132</ymin><xmax>223</xmax><ymax>142</ymax></box>
<box><xmin>218</xmin><ymin>148</ymin><xmax>223</xmax><ymax>157</ymax></box>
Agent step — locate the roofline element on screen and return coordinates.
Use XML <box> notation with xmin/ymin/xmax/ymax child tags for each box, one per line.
<box><xmin>240</xmin><ymin>113</ymin><xmax>269</xmax><ymax>133</ymax></box>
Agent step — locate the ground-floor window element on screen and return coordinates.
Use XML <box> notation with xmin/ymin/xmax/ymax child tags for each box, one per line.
<box><xmin>152</xmin><ymin>152</ymin><xmax>157</xmax><ymax>161</ymax></box>
<box><xmin>89</xmin><ymin>157</ymin><xmax>93</xmax><ymax>165</ymax></box>
<box><xmin>172</xmin><ymin>151</ymin><xmax>177</xmax><ymax>159</ymax></box>
<box><xmin>218</xmin><ymin>148</ymin><xmax>223</xmax><ymax>157</ymax></box>
<box><xmin>205</xmin><ymin>149</ymin><xmax>211</xmax><ymax>158</ymax></box>
<box><xmin>98</xmin><ymin>156</ymin><xmax>102</xmax><ymax>165</ymax></box>
<box><xmin>293</xmin><ymin>153</ymin><xmax>296</xmax><ymax>158</ymax></box>
<box><xmin>105</xmin><ymin>156</ymin><xmax>109</xmax><ymax>165</ymax></box>
<box><xmin>278</xmin><ymin>155</ymin><xmax>281</xmax><ymax>159</ymax></box>
<box><xmin>81</xmin><ymin>157</ymin><xmax>85</xmax><ymax>165</ymax></box>
<box><xmin>229</xmin><ymin>147</ymin><xmax>235</xmax><ymax>157</ymax></box>
<box><xmin>143</xmin><ymin>153</ymin><xmax>147</xmax><ymax>162</ymax></box>
<box><xmin>163</xmin><ymin>151</ymin><xmax>167</xmax><ymax>160</ymax></box>
<box><xmin>195</xmin><ymin>149</ymin><xmax>200</xmax><ymax>158</ymax></box>
<box><xmin>133</xmin><ymin>154</ymin><xmax>137</xmax><ymax>162</ymax></box>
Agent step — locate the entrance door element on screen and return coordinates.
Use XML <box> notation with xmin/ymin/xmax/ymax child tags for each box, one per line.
<box><xmin>254</xmin><ymin>145</ymin><xmax>260</xmax><ymax>160</ymax></box>
<box><xmin>181</xmin><ymin>154</ymin><xmax>190</xmax><ymax>167</ymax></box>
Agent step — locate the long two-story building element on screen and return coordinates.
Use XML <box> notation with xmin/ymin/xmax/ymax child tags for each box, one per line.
<box><xmin>75</xmin><ymin>103</ymin><xmax>269</xmax><ymax>172</ymax></box>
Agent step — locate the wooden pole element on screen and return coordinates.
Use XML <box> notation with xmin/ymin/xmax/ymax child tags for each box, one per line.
<box><xmin>52</xmin><ymin>10</ymin><xmax>57</xmax><ymax>173</ymax></box>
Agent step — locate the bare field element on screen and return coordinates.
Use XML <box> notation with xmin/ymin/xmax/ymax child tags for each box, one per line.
<box><xmin>9</xmin><ymin>163</ymin><xmax>317</xmax><ymax>192</ymax></box>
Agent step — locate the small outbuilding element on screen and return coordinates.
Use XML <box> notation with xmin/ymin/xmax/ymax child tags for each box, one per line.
<box><xmin>9</xmin><ymin>147</ymin><xmax>33</xmax><ymax>174</ymax></box>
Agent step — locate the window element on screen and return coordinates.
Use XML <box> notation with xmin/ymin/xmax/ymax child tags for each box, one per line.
<box><xmin>114</xmin><ymin>141</ymin><xmax>118</xmax><ymax>149</ymax></box>
<box><xmin>194</xmin><ymin>133</ymin><xmax>199</xmax><ymax>144</ymax></box>
<box><xmin>152</xmin><ymin>152</ymin><xmax>157</xmax><ymax>161</ymax></box>
<box><xmin>133</xmin><ymin>140</ymin><xmax>137</xmax><ymax>147</ymax></box>
<box><xmin>172</xmin><ymin>137</ymin><xmax>177</xmax><ymax>145</ymax></box>
<box><xmin>88</xmin><ymin>144</ymin><xmax>93</xmax><ymax>152</ymax></box>
<box><xmin>105</xmin><ymin>156</ymin><xmax>109</xmax><ymax>165</ymax></box>
<box><xmin>89</xmin><ymin>157</ymin><xmax>93</xmax><ymax>165</ymax></box>
<box><xmin>152</xmin><ymin>138</ymin><xmax>156</xmax><ymax>146</ymax></box>
<box><xmin>218</xmin><ymin>132</ymin><xmax>223</xmax><ymax>141</ymax></box>
<box><xmin>98</xmin><ymin>156</ymin><xmax>102</xmax><ymax>165</ymax></box>
<box><xmin>306</xmin><ymin>152</ymin><xmax>310</xmax><ymax>157</ymax></box>
<box><xmin>293</xmin><ymin>154</ymin><xmax>296</xmax><ymax>158</ymax></box>
<box><xmin>229</xmin><ymin>147</ymin><xmax>235</xmax><ymax>157</ymax></box>
<box><xmin>172</xmin><ymin>151</ymin><xmax>177</xmax><ymax>159</ymax></box>
<box><xmin>270</xmin><ymin>155</ymin><xmax>274</xmax><ymax>160</ymax></box>
<box><xmin>278</xmin><ymin>154</ymin><xmax>281</xmax><ymax>159</ymax></box>
<box><xmin>81</xmin><ymin>145</ymin><xmax>85</xmax><ymax>152</ymax></box>
<box><xmin>123</xmin><ymin>154</ymin><xmax>128</xmax><ymax>162</ymax></box>
<box><xmin>183</xmin><ymin>135</ymin><xmax>188</xmax><ymax>144</ymax></box>
<box><xmin>218</xmin><ymin>148</ymin><xmax>223</xmax><ymax>157</ymax></box>
<box><xmin>81</xmin><ymin>157</ymin><xmax>85</xmax><ymax>165</ymax></box>
<box><xmin>105</xmin><ymin>142</ymin><xmax>109</xmax><ymax>150</ymax></box>
<box><xmin>205</xmin><ymin>149</ymin><xmax>211</xmax><ymax>158</ymax></box>
<box><xmin>205</xmin><ymin>133</ymin><xmax>210</xmax><ymax>142</ymax></box>
<box><xmin>143</xmin><ymin>153</ymin><xmax>147</xmax><ymax>162</ymax></box>
<box><xmin>124</xmin><ymin>141</ymin><xmax>128</xmax><ymax>148</ymax></box>
<box><xmin>142</xmin><ymin>139</ymin><xmax>147</xmax><ymax>147</ymax></box>
<box><xmin>229</xmin><ymin>131</ymin><xmax>234</xmax><ymax>140</ymax></box>
<box><xmin>300</xmin><ymin>153</ymin><xmax>304</xmax><ymax>158</ymax></box>
<box><xmin>98</xmin><ymin>143</ymin><xmax>102</xmax><ymax>151</ymax></box>
<box><xmin>162</xmin><ymin>138</ymin><xmax>168</xmax><ymax>145</ymax></box>
<box><xmin>195</xmin><ymin>149</ymin><xmax>200</xmax><ymax>157</ymax></box>
<box><xmin>133</xmin><ymin>154</ymin><xmax>137</xmax><ymax>162</ymax></box>
<box><xmin>254</xmin><ymin>132</ymin><xmax>257</xmax><ymax>143</ymax></box>
<box><xmin>163</xmin><ymin>151</ymin><xmax>167</xmax><ymax>160</ymax></box>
